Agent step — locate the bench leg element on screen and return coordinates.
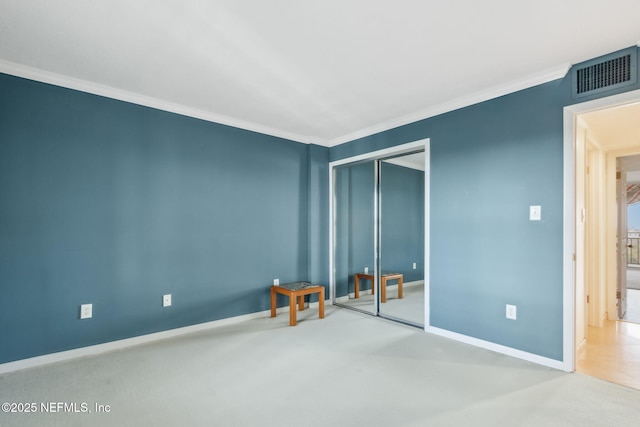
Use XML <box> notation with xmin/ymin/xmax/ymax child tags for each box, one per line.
<box><xmin>381</xmin><ymin>277</ymin><xmax>386</xmax><ymax>303</ymax></box>
<box><xmin>298</xmin><ymin>295</ymin><xmax>305</xmax><ymax>311</ymax></box>
<box><xmin>398</xmin><ymin>277</ymin><xmax>403</xmax><ymax>299</ymax></box>
<box><xmin>319</xmin><ymin>288</ymin><xmax>325</xmax><ymax>319</ymax></box>
<box><xmin>289</xmin><ymin>293</ymin><xmax>297</xmax><ymax>326</ymax></box>
<box><xmin>270</xmin><ymin>286</ymin><xmax>277</xmax><ymax>317</ymax></box>
<box><xmin>354</xmin><ymin>275</ymin><xmax>360</xmax><ymax>298</ymax></box>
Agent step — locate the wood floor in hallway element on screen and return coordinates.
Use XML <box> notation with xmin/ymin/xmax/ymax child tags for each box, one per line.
<box><xmin>577</xmin><ymin>320</ymin><xmax>640</xmax><ymax>390</ymax></box>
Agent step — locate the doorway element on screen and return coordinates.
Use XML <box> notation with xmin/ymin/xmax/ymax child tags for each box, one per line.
<box><xmin>568</xmin><ymin>94</ymin><xmax>640</xmax><ymax>389</ymax></box>
<box><xmin>329</xmin><ymin>139</ymin><xmax>430</xmax><ymax>328</ymax></box>
<box><xmin>616</xmin><ymin>155</ymin><xmax>640</xmax><ymax>324</ymax></box>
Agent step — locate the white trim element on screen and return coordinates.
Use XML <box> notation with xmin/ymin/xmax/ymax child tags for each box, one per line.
<box><xmin>402</xmin><ymin>279</ymin><xmax>424</xmax><ymax>287</ymax></box>
<box><xmin>379</xmin><ymin>279</ymin><xmax>423</xmax><ymax>292</ymax></box>
<box><xmin>0</xmin><ymin>60</ymin><xmax>324</xmax><ymax>146</ymax></box>
<box><xmin>429</xmin><ymin>326</ymin><xmax>565</xmax><ymax>371</ymax></box>
<box><xmin>424</xmin><ymin>143</ymin><xmax>430</xmax><ymax>331</ymax></box>
<box><xmin>0</xmin><ymin>301</ymin><xmax>329</xmax><ymax>375</ymax></box>
<box><xmin>327</xmin><ymin>63</ymin><xmax>571</xmax><ymax>147</ymax></box>
<box><xmin>563</xmin><ymin>88</ymin><xmax>640</xmax><ymax>374</ymax></box>
<box><xmin>562</xmin><ymin>105</ymin><xmax>577</xmax><ymax>373</ymax></box>
<box><xmin>334</xmin><ymin>280</ymin><xmax>422</xmax><ymax>301</ymax></box>
<box><xmin>329</xmin><ymin>140</ymin><xmax>427</xmax><ymax>168</ymax></box>
<box><xmin>328</xmin><ymin>164</ymin><xmax>335</xmax><ymax>304</ymax></box>
<box><xmin>0</xmin><ymin>60</ymin><xmax>571</xmax><ymax>149</ymax></box>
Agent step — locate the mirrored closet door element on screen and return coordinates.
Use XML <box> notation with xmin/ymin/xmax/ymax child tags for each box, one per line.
<box><xmin>334</xmin><ymin>161</ymin><xmax>376</xmax><ymax>315</ymax></box>
<box><xmin>332</xmin><ymin>151</ymin><xmax>425</xmax><ymax>327</ymax></box>
<box><xmin>378</xmin><ymin>154</ymin><xmax>425</xmax><ymax>326</ymax></box>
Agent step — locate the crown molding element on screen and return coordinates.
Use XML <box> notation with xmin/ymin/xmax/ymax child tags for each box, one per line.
<box><xmin>0</xmin><ymin>60</ymin><xmax>326</xmax><ymax>146</ymax></box>
<box><xmin>327</xmin><ymin>63</ymin><xmax>572</xmax><ymax>147</ymax></box>
<box><xmin>0</xmin><ymin>59</ymin><xmax>572</xmax><ymax>149</ymax></box>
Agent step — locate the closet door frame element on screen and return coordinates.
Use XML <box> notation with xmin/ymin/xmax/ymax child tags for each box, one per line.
<box><xmin>329</xmin><ymin>138</ymin><xmax>430</xmax><ymax>329</ymax></box>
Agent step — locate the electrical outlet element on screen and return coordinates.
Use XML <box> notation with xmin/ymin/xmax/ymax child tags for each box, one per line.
<box><xmin>80</xmin><ymin>303</ymin><xmax>92</xmax><ymax>319</ymax></box>
<box><xmin>506</xmin><ymin>304</ymin><xmax>517</xmax><ymax>320</ymax></box>
<box><xmin>364</xmin><ymin>267</ymin><xmax>369</xmax><ymax>274</ymax></box>
<box><xmin>163</xmin><ymin>294</ymin><xmax>172</xmax><ymax>307</ymax></box>
<box><xmin>412</xmin><ymin>262</ymin><xmax>417</xmax><ymax>269</ymax></box>
<box><xmin>273</xmin><ymin>278</ymin><xmax>279</xmax><ymax>286</ymax></box>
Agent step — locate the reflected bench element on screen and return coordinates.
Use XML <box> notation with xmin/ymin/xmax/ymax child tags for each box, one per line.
<box><xmin>354</xmin><ymin>273</ymin><xmax>403</xmax><ymax>303</ymax></box>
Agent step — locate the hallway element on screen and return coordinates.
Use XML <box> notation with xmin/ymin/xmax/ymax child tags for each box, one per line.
<box><xmin>576</xmin><ymin>320</ymin><xmax>640</xmax><ymax>390</ymax></box>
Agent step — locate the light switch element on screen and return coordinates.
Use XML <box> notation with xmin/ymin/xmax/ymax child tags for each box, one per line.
<box><xmin>529</xmin><ymin>205</ymin><xmax>541</xmax><ymax>221</ymax></box>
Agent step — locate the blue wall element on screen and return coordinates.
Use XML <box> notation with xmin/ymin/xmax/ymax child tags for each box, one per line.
<box><xmin>330</xmin><ymin>46</ymin><xmax>640</xmax><ymax>361</ymax></box>
<box><xmin>0</xmin><ymin>73</ymin><xmax>328</xmax><ymax>364</ymax></box>
<box><xmin>2</xmin><ymin>45</ymin><xmax>638</xmax><ymax>365</ymax></box>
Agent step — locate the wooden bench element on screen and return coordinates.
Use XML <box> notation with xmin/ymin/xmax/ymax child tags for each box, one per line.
<box><xmin>354</xmin><ymin>273</ymin><xmax>403</xmax><ymax>303</ymax></box>
<box><xmin>270</xmin><ymin>282</ymin><xmax>325</xmax><ymax>326</ymax></box>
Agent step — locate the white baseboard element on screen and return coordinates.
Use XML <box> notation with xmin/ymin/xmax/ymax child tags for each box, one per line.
<box><xmin>427</xmin><ymin>326</ymin><xmax>566</xmax><ymax>371</ymax></box>
<box><xmin>0</xmin><ymin>299</ymin><xmax>330</xmax><ymax>375</ymax></box>
<box><xmin>334</xmin><ymin>280</ymin><xmax>423</xmax><ymax>302</ymax></box>
<box><xmin>335</xmin><ymin>295</ymin><xmax>350</xmax><ymax>303</ymax></box>
<box><xmin>386</xmin><ymin>280</ymin><xmax>423</xmax><ymax>291</ymax></box>
<box><xmin>404</xmin><ymin>280</ymin><xmax>424</xmax><ymax>287</ymax></box>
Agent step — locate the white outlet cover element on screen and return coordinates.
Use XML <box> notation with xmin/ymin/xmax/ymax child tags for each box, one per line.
<box><xmin>364</xmin><ymin>267</ymin><xmax>369</xmax><ymax>274</ymax></box>
<box><xmin>273</xmin><ymin>278</ymin><xmax>279</xmax><ymax>286</ymax></box>
<box><xmin>163</xmin><ymin>294</ymin><xmax>172</xmax><ymax>307</ymax></box>
<box><xmin>412</xmin><ymin>262</ymin><xmax>417</xmax><ymax>269</ymax></box>
<box><xmin>80</xmin><ymin>303</ymin><xmax>92</xmax><ymax>319</ymax></box>
<box><xmin>506</xmin><ymin>304</ymin><xmax>517</xmax><ymax>320</ymax></box>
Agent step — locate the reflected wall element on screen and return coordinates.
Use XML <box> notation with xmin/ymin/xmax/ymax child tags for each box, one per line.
<box><xmin>334</xmin><ymin>162</ymin><xmax>375</xmax><ymax>312</ymax></box>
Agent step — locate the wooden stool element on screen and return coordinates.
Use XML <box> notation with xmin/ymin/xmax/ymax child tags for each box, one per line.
<box><xmin>270</xmin><ymin>282</ymin><xmax>325</xmax><ymax>326</ymax></box>
<box><xmin>353</xmin><ymin>273</ymin><xmax>403</xmax><ymax>303</ymax></box>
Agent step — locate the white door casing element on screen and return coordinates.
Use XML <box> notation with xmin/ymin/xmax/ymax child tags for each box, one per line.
<box><xmin>616</xmin><ymin>158</ymin><xmax>629</xmax><ymax>319</ymax></box>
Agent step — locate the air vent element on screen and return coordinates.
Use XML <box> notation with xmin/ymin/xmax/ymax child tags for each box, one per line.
<box><xmin>572</xmin><ymin>48</ymin><xmax>637</xmax><ymax>98</ymax></box>
<box><xmin>576</xmin><ymin>54</ymin><xmax>631</xmax><ymax>93</ymax></box>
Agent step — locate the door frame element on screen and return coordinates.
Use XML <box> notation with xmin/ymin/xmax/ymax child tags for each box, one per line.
<box><xmin>329</xmin><ymin>139</ymin><xmax>430</xmax><ymax>329</ymax></box>
<box><xmin>563</xmin><ymin>88</ymin><xmax>640</xmax><ymax>372</ymax></box>
<box><xmin>616</xmin><ymin>157</ymin><xmax>629</xmax><ymax>320</ymax></box>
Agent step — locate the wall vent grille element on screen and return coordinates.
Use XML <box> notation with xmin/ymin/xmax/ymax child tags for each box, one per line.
<box><xmin>572</xmin><ymin>48</ymin><xmax>637</xmax><ymax>98</ymax></box>
<box><xmin>576</xmin><ymin>54</ymin><xmax>631</xmax><ymax>94</ymax></box>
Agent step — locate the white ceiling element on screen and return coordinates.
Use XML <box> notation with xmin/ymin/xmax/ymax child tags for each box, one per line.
<box><xmin>2</xmin><ymin>0</ymin><xmax>640</xmax><ymax>147</ymax></box>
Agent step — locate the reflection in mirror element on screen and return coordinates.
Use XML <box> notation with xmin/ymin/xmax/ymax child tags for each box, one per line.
<box><xmin>378</xmin><ymin>152</ymin><xmax>425</xmax><ymax>326</ymax></box>
<box><xmin>334</xmin><ymin>162</ymin><xmax>376</xmax><ymax>314</ymax></box>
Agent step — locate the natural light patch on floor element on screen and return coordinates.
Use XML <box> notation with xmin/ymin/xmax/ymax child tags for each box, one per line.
<box><xmin>577</xmin><ymin>320</ymin><xmax>640</xmax><ymax>390</ymax></box>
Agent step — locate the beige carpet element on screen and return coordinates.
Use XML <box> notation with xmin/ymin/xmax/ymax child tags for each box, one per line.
<box><xmin>1</xmin><ymin>307</ymin><xmax>640</xmax><ymax>426</ymax></box>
